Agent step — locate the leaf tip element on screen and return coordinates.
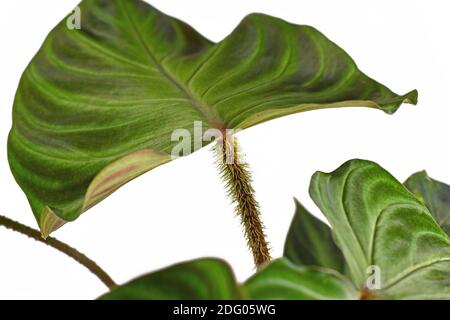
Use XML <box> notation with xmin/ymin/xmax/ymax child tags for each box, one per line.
<box><xmin>39</xmin><ymin>206</ymin><xmax>66</xmax><ymax>239</ymax></box>
<box><xmin>383</xmin><ymin>89</ymin><xmax>419</xmax><ymax>114</ymax></box>
<box><xmin>405</xmin><ymin>89</ymin><xmax>419</xmax><ymax>105</ymax></box>
<box><xmin>404</xmin><ymin>169</ymin><xmax>429</xmax><ymax>185</ymax></box>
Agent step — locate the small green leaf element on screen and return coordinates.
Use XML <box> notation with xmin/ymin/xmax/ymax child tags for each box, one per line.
<box><xmin>99</xmin><ymin>258</ymin><xmax>244</xmax><ymax>300</ymax></box>
<box><xmin>284</xmin><ymin>199</ymin><xmax>346</xmax><ymax>274</ymax></box>
<box><xmin>310</xmin><ymin>159</ymin><xmax>450</xmax><ymax>299</ymax></box>
<box><xmin>8</xmin><ymin>0</ymin><xmax>417</xmax><ymax>235</ymax></box>
<box><xmin>405</xmin><ymin>171</ymin><xmax>450</xmax><ymax>235</ymax></box>
<box><xmin>244</xmin><ymin>258</ymin><xmax>357</xmax><ymax>300</ymax></box>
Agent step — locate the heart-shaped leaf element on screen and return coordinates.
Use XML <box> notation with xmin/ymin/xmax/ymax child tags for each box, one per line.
<box><xmin>99</xmin><ymin>258</ymin><xmax>244</xmax><ymax>300</ymax></box>
<box><xmin>8</xmin><ymin>0</ymin><xmax>417</xmax><ymax>236</ymax></box>
<box><xmin>310</xmin><ymin>159</ymin><xmax>450</xmax><ymax>299</ymax></box>
<box><xmin>244</xmin><ymin>258</ymin><xmax>357</xmax><ymax>300</ymax></box>
<box><xmin>405</xmin><ymin>171</ymin><xmax>450</xmax><ymax>235</ymax></box>
<box><xmin>284</xmin><ymin>199</ymin><xmax>346</xmax><ymax>274</ymax></box>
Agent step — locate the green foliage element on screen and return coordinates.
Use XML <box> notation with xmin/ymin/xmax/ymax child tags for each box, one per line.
<box><xmin>308</xmin><ymin>160</ymin><xmax>450</xmax><ymax>299</ymax></box>
<box><xmin>99</xmin><ymin>257</ymin><xmax>357</xmax><ymax>300</ymax></box>
<box><xmin>8</xmin><ymin>0</ymin><xmax>444</xmax><ymax>301</ymax></box>
<box><xmin>405</xmin><ymin>171</ymin><xmax>450</xmax><ymax>235</ymax></box>
<box><xmin>244</xmin><ymin>259</ymin><xmax>356</xmax><ymax>300</ymax></box>
<box><xmin>8</xmin><ymin>0</ymin><xmax>416</xmax><ymax>236</ymax></box>
<box><xmin>99</xmin><ymin>258</ymin><xmax>244</xmax><ymax>300</ymax></box>
<box><xmin>100</xmin><ymin>160</ymin><xmax>450</xmax><ymax>300</ymax></box>
<box><xmin>284</xmin><ymin>199</ymin><xmax>346</xmax><ymax>274</ymax></box>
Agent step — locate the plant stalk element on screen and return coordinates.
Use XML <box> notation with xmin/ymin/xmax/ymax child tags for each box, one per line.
<box><xmin>215</xmin><ymin>133</ymin><xmax>271</xmax><ymax>269</ymax></box>
<box><xmin>0</xmin><ymin>214</ymin><xmax>116</xmax><ymax>289</ymax></box>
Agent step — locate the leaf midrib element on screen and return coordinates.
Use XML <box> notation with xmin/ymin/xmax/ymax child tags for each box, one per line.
<box><xmin>119</xmin><ymin>1</ymin><xmax>222</xmax><ymax>129</ymax></box>
<box><xmin>339</xmin><ymin>165</ymin><xmax>370</xmax><ymax>279</ymax></box>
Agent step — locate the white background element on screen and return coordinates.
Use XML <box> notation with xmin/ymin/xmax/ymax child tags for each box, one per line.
<box><xmin>0</xmin><ymin>0</ymin><xmax>449</xmax><ymax>299</ymax></box>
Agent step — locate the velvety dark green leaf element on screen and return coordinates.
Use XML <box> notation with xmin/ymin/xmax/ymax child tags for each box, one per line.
<box><xmin>99</xmin><ymin>258</ymin><xmax>244</xmax><ymax>300</ymax></box>
<box><xmin>405</xmin><ymin>171</ymin><xmax>450</xmax><ymax>235</ymax></box>
<box><xmin>310</xmin><ymin>160</ymin><xmax>450</xmax><ymax>299</ymax></box>
<box><xmin>244</xmin><ymin>258</ymin><xmax>357</xmax><ymax>300</ymax></box>
<box><xmin>8</xmin><ymin>0</ymin><xmax>417</xmax><ymax>236</ymax></box>
<box><xmin>284</xmin><ymin>199</ymin><xmax>346</xmax><ymax>274</ymax></box>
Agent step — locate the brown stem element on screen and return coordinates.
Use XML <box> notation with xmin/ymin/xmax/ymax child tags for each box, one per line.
<box><xmin>0</xmin><ymin>214</ymin><xmax>116</xmax><ymax>289</ymax></box>
<box><xmin>215</xmin><ymin>133</ymin><xmax>271</xmax><ymax>269</ymax></box>
<box><xmin>359</xmin><ymin>287</ymin><xmax>379</xmax><ymax>300</ymax></box>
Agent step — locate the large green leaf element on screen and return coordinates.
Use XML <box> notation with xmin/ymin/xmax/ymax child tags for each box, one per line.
<box><xmin>244</xmin><ymin>258</ymin><xmax>356</xmax><ymax>300</ymax></box>
<box><xmin>310</xmin><ymin>160</ymin><xmax>450</xmax><ymax>299</ymax></box>
<box><xmin>405</xmin><ymin>171</ymin><xmax>450</xmax><ymax>235</ymax></box>
<box><xmin>99</xmin><ymin>258</ymin><xmax>244</xmax><ymax>300</ymax></box>
<box><xmin>8</xmin><ymin>0</ymin><xmax>417</xmax><ymax>236</ymax></box>
<box><xmin>284</xmin><ymin>199</ymin><xmax>346</xmax><ymax>274</ymax></box>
